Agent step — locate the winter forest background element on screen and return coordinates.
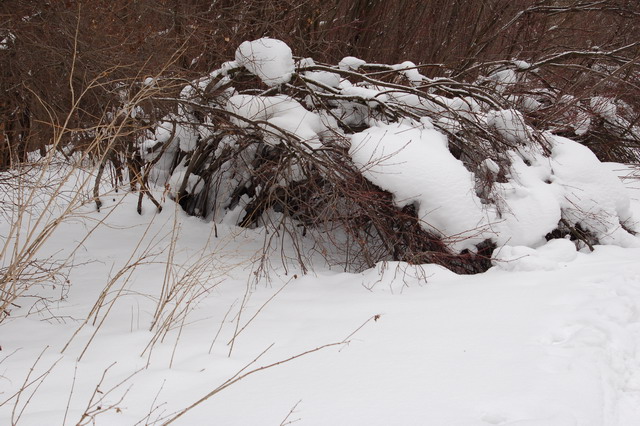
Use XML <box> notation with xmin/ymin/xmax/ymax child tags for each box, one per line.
<box><xmin>2</xmin><ymin>1</ymin><xmax>640</xmax><ymax>425</ymax></box>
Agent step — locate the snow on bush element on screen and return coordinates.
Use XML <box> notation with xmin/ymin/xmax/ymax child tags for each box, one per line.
<box><xmin>225</xmin><ymin>94</ymin><xmax>333</xmax><ymax>150</ymax></box>
<box><xmin>488</xmin><ymin>133</ymin><xmax>638</xmax><ymax>249</ymax></box>
<box><xmin>549</xmin><ymin>136</ymin><xmax>639</xmax><ymax>247</ymax></box>
<box><xmin>138</xmin><ymin>38</ymin><xmax>640</xmax><ymax>273</ymax></box>
<box><xmin>350</xmin><ymin>122</ymin><xmax>489</xmax><ymax>253</ymax></box>
<box><xmin>338</xmin><ymin>56</ymin><xmax>366</xmax><ymax>71</ymax></box>
<box><xmin>348</xmin><ymin>118</ymin><xmax>638</xmax><ymax>252</ymax></box>
<box><xmin>168</xmin><ymin>170</ymin><xmax>204</xmax><ymax>198</ymax></box>
<box><xmin>486</xmin><ymin>109</ymin><xmax>532</xmax><ymax>143</ymax></box>
<box><xmin>235</xmin><ymin>38</ymin><xmax>295</xmax><ymax>87</ymax></box>
<box><xmin>489</xmin><ymin>147</ymin><xmax>562</xmax><ymax>248</ymax></box>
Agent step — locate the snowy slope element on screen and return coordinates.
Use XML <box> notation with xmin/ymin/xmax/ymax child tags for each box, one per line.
<box><xmin>1</xmin><ymin>165</ymin><xmax>640</xmax><ymax>426</ymax></box>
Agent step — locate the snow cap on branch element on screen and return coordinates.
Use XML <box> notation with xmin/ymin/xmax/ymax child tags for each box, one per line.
<box><xmin>339</xmin><ymin>56</ymin><xmax>366</xmax><ymax>71</ymax></box>
<box><xmin>235</xmin><ymin>38</ymin><xmax>295</xmax><ymax>87</ymax></box>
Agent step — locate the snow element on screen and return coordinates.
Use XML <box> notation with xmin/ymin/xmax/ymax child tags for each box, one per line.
<box><xmin>492</xmin><ymin>238</ymin><xmax>578</xmax><ymax>272</ymax></box>
<box><xmin>349</xmin><ymin>121</ymin><xmax>491</xmax><ymax>252</ymax></box>
<box><xmin>168</xmin><ymin>171</ymin><xmax>204</xmax><ymax>197</ymax></box>
<box><xmin>590</xmin><ymin>96</ymin><xmax>618</xmax><ymax>121</ymax></box>
<box><xmin>487</xmin><ymin>109</ymin><xmax>532</xmax><ymax>143</ymax></box>
<box><xmin>486</xmin><ymin>68</ymin><xmax>517</xmax><ymax>93</ymax></box>
<box><xmin>303</xmin><ymin>70</ymin><xmax>341</xmax><ymax>91</ymax></box>
<box><xmin>225</xmin><ymin>94</ymin><xmax>332</xmax><ymax>149</ymax></box>
<box><xmin>4</xmin><ymin>35</ymin><xmax>640</xmax><ymax>426</ymax></box>
<box><xmin>388</xmin><ymin>92</ymin><xmax>480</xmax><ymax>121</ymax></box>
<box><xmin>2</xmin><ymin>162</ymin><xmax>640</xmax><ymax>425</ymax></box>
<box><xmin>235</xmin><ymin>38</ymin><xmax>295</xmax><ymax>87</ymax></box>
<box><xmin>346</xmin><ymin>117</ymin><xmax>639</xmax><ymax>253</ymax></box>
<box><xmin>550</xmin><ymin>135</ymin><xmax>639</xmax><ymax>247</ymax></box>
<box><xmin>391</xmin><ymin>61</ymin><xmax>425</xmax><ymax>85</ymax></box>
<box><xmin>0</xmin><ymin>32</ymin><xmax>15</xmax><ymax>49</ymax></box>
<box><xmin>517</xmin><ymin>95</ymin><xmax>542</xmax><ymax>113</ymax></box>
<box><xmin>341</xmin><ymin>86</ymin><xmax>389</xmax><ymax>107</ymax></box>
<box><xmin>492</xmin><ymin>152</ymin><xmax>562</xmax><ymax>247</ymax></box>
<box><xmin>338</xmin><ymin>56</ymin><xmax>366</xmax><ymax>71</ymax></box>
<box><xmin>492</xmin><ymin>136</ymin><xmax>640</xmax><ymax>248</ymax></box>
<box><xmin>573</xmin><ymin>112</ymin><xmax>592</xmax><ymax>136</ymax></box>
<box><xmin>175</xmin><ymin>121</ymin><xmax>200</xmax><ymax>153</ymax></box>
<box><xmin>513</xmin><ymin>60</ymin><xmax>531</xmax><ymax>70</ymax></box>
<box><xmin>482</xmin><ymin>158</ymin><xmax>501</xmax><ymax>174</ymax></box>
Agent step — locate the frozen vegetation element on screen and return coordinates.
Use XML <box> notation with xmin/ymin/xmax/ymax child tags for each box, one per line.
<box><xmin>143</xmin><ymin>38</ymin><xmax>639</xmax><ymax>267</ymax></box>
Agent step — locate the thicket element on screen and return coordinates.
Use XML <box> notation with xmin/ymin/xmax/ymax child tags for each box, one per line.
<box><xmin>1</xmin><ymin>0</ymin><xmax>639</xmax><ymax>275</ymax></box>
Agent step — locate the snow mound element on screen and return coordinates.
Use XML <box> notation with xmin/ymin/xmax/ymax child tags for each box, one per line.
<box><xmin>492</xmin><ymin>238</ymin><xmax>578</xmax><ymax>272</ymax></box>
<box><xmin>550</xmin><ymin>135</ymin><xmax>640</xmax><ymax>247</ymax></box>
<box><xmin>350</xmin><ymin>121</ymin><xmax>491</xmax><ymax>252</ymax></box>
<box><xmin>491</xmin><ymin>158</ymin><xmax>562</xmax><ymax>247</ymax></box>
<box><xmin>235</xmin><ymin>38</ymin><xmax>294</xmax><ymax>87</ymax></box>
<box><xmin>363</xmin><ymin>260</ymin><xmax>459</xmax><ymax>287</ymax></box>
<box><xmin>349</xmin><ymin>120</ymin><xmax>640</xmax><ymax>253</ymax></box>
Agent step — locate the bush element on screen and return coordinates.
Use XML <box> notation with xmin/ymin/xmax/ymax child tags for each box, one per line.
<box><xmin>135</xmin><ymin>38</ymin><xmax>639</xmax><ymax>274</ymax></box>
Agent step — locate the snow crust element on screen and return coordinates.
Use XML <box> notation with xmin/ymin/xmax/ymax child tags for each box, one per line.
<box><xmin>235</xmin><ymin>38</ymin><xmax>294</xmax><ymax>86</ymax></box>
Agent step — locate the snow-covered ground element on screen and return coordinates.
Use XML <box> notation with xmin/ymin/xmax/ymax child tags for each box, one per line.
<box><xmin>1</xmin><ymin>164</ymin><xmax>640</xmax><ymax>425</ymax></box>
